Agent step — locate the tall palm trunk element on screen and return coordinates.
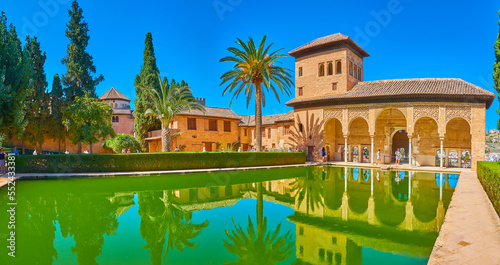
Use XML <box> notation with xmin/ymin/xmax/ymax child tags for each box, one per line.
<box><xmin>161</xmin><ymin>123</ymin><xmax>171</xmax><ymax>152</ymax></box>
<box><xmin>256</xmin><ymin>182</ymin><xmax>264</xmax><ymax>234</ymax></box>
<box><xmin>255</xmin><ymin>83</ymin><xmax>262</xmax><ymax>151</ymax></box>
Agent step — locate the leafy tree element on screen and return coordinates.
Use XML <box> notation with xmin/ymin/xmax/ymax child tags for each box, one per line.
<box><xmin>0</xmin><ymin>12</ymin><xmax>33</xmax><ymax>138</ymax></box>
<box><xmin>22</xmin><ymin>36</ymin><xmax>50</xmax><ymax>153</ymax></box>
<box><xmin>49</xmin><ymin>74</ymin><xmax>67</xmax><ymax>153</ymax></box>
<box><xmin>61</xmin><ymin>0</ymin><xmax>103</xmax><ymax>101</ymax></box>
<box><xmin>134</xmin><ymin>33</ymin><xmax>161</xmax><ymax>150</ymax></box>
<box><xmin>63</xmin><ymin>94</ymin><xmax>115</xmax><ymax>153</ymax></box>
<box><xmin>139</xmin><ymin>75</ymin><xmax>205</xmax><ymax>152</ymax></box>
<box><xmin>103</xmin><ymin>133</ymin><xmax>141</xmax><ymax>153</ymax></box>
<box><xmin>495</xmin><ymin>10</ymin><xmax>500</xmax><ymax>129</ymax></box>
<box><xmin>220</xmin><ymin>36</ymin><xmax>293</xmax><ymax>151</ymax></box>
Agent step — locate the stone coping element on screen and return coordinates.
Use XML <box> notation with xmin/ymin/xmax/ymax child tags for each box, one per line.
<box><xmin>326</xmin><ymin>161</ymin><xmax>468</xmax><ymax>173</ymax></box>
<box><xmin>428</xmin><ymin>171</ymin><xmax>500</xmax><ymax>264</ymax></box>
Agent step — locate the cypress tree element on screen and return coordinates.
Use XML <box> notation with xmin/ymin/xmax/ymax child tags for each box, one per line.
<box><xmin>495</xmin><ymin>11</ymin><xmax>500</xmax><ymax>129</ymax></box>
<box><xmin>134</xmin><ymin>32</ymin><xmax>161</xmax><ymax>150</ymax></box>
<box><xmin>0</xmin><ymin>12</ymin><xmax>33</xmax><ymax>138</ymax></box>
<box><xmin>50</xmin><ymin>74</ymin><xmax>66</xmax><ymax>153</ymax></box>
<box><xmin>61</xmin><ymin>0</ymin><xmax>103</xmax><ymax>101</ymax></box>
<box><xmin>22</xmin><ymin>36</ymin><xmax>50</xmax><ymax>152</ymax></box>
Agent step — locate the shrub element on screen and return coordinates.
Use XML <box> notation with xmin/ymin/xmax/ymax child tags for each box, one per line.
<box><xmin>103</xmin><ymin>133</ymin><xmax>142</xmax><ymax>153</ymax></box>
<box><xmin>15</xmin><ymin>152</ymin><xmax>306</xmax><ymax>173</ymax></box>
<box><xmin>477</xmin><ymin>161</ymin><xmax>500</xmax><ymax>216</ymax></box>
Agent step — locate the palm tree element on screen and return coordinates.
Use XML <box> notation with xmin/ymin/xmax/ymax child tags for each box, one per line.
<box><xmin>220</xmin><ymin>36</ymin><xmax>293</xmax><ymax>151</ymax></box>
<box><xmin>139</xmin><ymin>75</ymin><xmax>205</xmax><ymax>152</ymax></box>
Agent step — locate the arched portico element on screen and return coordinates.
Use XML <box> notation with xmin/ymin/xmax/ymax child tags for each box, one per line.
<box><xmin>348</xmin><ymin>117</ymin><xmax>370</xmax><ymax>162</ymax></box>
<box><xmin>374</xmin><ymin>108</ymin><xmax>407</xmax><ymax>164</ymax></box>
<box><xmin>324</xmin><ymin>118</ymin><xmax>344</xmax><ymax>161</ymax></box>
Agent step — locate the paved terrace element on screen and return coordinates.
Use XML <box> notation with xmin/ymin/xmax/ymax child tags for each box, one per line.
<box><xmin>428</xmin><ymin>171</ymin><xmax>500</xmax><ymax>264</ymax></box>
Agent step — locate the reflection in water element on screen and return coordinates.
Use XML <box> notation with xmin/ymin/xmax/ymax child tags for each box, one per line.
<box><xmin>224</xmin><ymin>183</ymin><xmax>293</xmax><ymax>264</ymax></box>
<box><xmin>0</xmin><ymin>166</ymin><xmax>456</xmax><ymax>264</ymax></box>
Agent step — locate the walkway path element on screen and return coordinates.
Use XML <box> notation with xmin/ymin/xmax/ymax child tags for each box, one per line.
<box><xmin>428</xmin><ymin>171</ymin><xmax>500</xmax><ymax>264</ymax></box>
<box><xmin>327</xmin><ymin>161</ymin><xmax>468</xmax><ymax>173</ymax></box>
<box><xmin>0</xmin><ymin>176</ymin><xmax>13</xmax><ymax>188</ymax></box>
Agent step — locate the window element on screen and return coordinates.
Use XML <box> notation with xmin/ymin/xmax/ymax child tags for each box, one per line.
<box><xmin>268</xmin><ymin>128</ymin><xmax>271</xmax><ymax>138</ymax></box>
<box><xmin>332</xmin><ymin>236</ymin><xmax>337</xmax><ymax>245</ymax></box>
<box><xmin>327</xmin><ymin>62</ymin><xmax>333</xmax><ymax>75</ymax></box>
<box><xmin>319</xmin><ymin>249</ymin><xmax>325</xmax><ymax>261</ymax></box>
<box><xmin>208</xmin><ymin>119</ymin><xmax>217</xmax><ymax>131</ymax></box>
<box><xmin>298</xmin><ymin>87</ymin><xmax>303</xmax><ymax>96</ymax></box>
<box><xmin>298</xmin><ymin>67</ymin><xmax>303</xmax><ymax>77</ymax></box>
<box><xmin>224</xmin><ymin>121</ymin><xmax>231</xmax><ymax>132</ymax></box>
<box><xmin>318</xmin><ymin>63</ymin><xmax>325</xmax><ymax>77</ymax></box>
<box><xmin>299</xmin><ymin>226</ymin><xmax>304</xmax><ymax>235</ymax></box>
<box><xmin>112</xmin><ymin>116</ymin><xmax>119</xmax><ymax>123</ymax></box>
<box><xmin>354</xmin><ymin>64</ymin><xmax>358</xmax><ymax>79</ymax></box>
<box><xmin>244</xmin><ymin>129</ymin><xmax>247</xmax><ymax>136</ymax></box>
<box><xmin>336</xmin><ymin>60</ymin><xmax>342</xmax><ymax>74</ymax></box>
<box><xmin>327</xmin><ymin>251</ymin><xmax>333</xmax><ymax>264</ymax></box>
<box><xmin>284</xmin><ymin>125</ymin><xmax>290</xmax><ymax>135</ymax></box>
<box><xmin>188</xmin><ymin>118</ymin><xmax>197</xmax><ymax>130</ymax></box>
<box><xmin>358</xmin><ymin>66</ymin><xmax>362</xmax><ymax>80</ymax></box>
<box><xmin>299</xmin><ymin>246</ymin><xmax>304</xmax><ymax>256</ymax></box>
<box><xmin>332</xmin><ymin>82</ymin><xmax>337</xmax><ymax>91</ymax></box>
<box><xmin>298</xmin><ymin>123</ymin><xmax>304</xmax><ymax>133</ymax></box>
<box><xmin>349</xmin><ymin>61</ymin><xmax>353</xmax><ymax>76</ymax></box>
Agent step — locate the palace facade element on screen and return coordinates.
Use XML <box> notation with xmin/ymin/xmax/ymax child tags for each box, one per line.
<box><xmin>285</xmin><ymin>33</ymin><xmax>494</xmax><ymax>170</ymax></box>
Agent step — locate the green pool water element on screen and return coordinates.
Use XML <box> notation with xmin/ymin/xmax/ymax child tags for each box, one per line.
<box><xmin>0</xmin><ymin>166</ymin><xmax>457</xmax><ymax>265</ymax></box>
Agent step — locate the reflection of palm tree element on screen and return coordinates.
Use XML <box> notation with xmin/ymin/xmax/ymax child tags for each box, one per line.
<box><xmin>162</xmin><ymin>190</ymin><xmax>209</xmax><ymax>259</ymax></box>
<box><xmin>138</xmin><ymin>190</ymin><xmax>209</xmax><ymax>265</ymax></box>
<box><xmin>224</xmin><ymin>182</ymin><xmax>293</xmax><ymax>264</ymax></box>
<box><xmin>291</xmin><ymin>167</ymin><xmax>325</xmax><ymax>215</ymax></box>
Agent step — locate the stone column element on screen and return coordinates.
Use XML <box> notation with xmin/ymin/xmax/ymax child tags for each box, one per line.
<box><xmin>370</xmin><ymin>135</ymin><xmax>374</xmax><ymax>164</ymax></box>
<box><xmin>440</xmin><ymin>138</ymin><xmax>444</xmax><ymax>168</ymax></box>
<box><xmin>344</xmin><ymin>136</ymin><xmax>348</xmax><ymax>163</ymax></box>
<box><xmin>408</xmin><ymin>136</ymin><xmax>412</xmax><ymax>167</ymax></box>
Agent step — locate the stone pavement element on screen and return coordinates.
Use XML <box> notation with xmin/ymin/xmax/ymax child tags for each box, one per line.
<box><xmin>0</xmin><ymin>176</ymin><xmax>13</xmax><ymax>188</ymax></box>
<box><xmin>428</xmin><ymin>171</ymin><xmax>500</xmax><ymax>264</ymax></box>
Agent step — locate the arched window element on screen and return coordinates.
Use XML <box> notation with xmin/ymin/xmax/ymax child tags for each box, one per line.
<box><xmin>353</xmin><ymin>64</ymin><xmax>358</xmax><ymax>79</ymax></box>
<box><xmin>116</xmin><ymin>116</ymin><xmax>119</xmax><ymax>122</ymax></box>
<box><xmin>336</xmin><ymin>60</ymin><xmax>342</xmax><ymax>74</ymax></box>
<box><xmin>112</xmin><ymin>116</ymin><xmax>116</xmax><ymax>122</ymax></box>
<box><xmin>349</xmin><ymin>61</ymin><xmax>353</xmax><ymax>76</ymax></box>
<box><xmin>327</xmin><ymin>62</ymin><xmax>333</xmax><ymax>76</ymax></box>
<box><xmin>357</xmin><ymin>66</ymin><xmax>362</xmax><ymax>80</ymax></box>
<box><xmin>298</xmin><ymin>67</ymin><xmax>303</xmax><ymax>77</ymax></box>
<box><xmin>298</xmin><ymin>123</ymin><xmax>303</xmax><ymax>132</ymax></box>
<box><xmin>318</xmin><ymin>63</ymin><xmax>325</xmax><ymax>77</ymax></box>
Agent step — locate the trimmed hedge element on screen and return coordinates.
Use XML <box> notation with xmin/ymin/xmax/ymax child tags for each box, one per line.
<box><xmin>14</xmin><ymin>152</ymin><xmax>306</xmax><ymax>173</ymax></box>
<box><xmin>477</xmin><ymin>161</ymin><xmax>500</xmax><ymax>216</ymax></box>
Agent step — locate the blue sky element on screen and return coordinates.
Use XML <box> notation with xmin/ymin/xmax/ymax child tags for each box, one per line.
<box><xmin>3</xmin><ymin>0</ymin><xmax>500</xmax><ymax>129</ymax></box>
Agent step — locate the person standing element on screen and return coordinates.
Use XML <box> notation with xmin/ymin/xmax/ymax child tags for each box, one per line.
<box><xmin>175</xmin><ymin>147</ymin><xmax>180</xmax><ymax>152</ymax></box>
<box><xmin>376</xmin><ymin>149</ymin><xmax>381</xmax><ymax>165</ymax></box>
<box><xmin>33</xmin><ymin>149</ymin><xmax>37</xmax><ymax>155</ymax></box>
<box><xmin>0</xmin><ymin>148</ymin><xmax>5</xmax><ymax>173</ymax></box>
<box><xmin>11</xmin><ymin>147</ymin><xmax>19</xmax><ymax>156</ymax></box>
<box><xmin>395</xmin><ymin>148</ymin><xmax>401</xmax><ymax>165</ymax></box>
<box><xmin>322</xmin><ymin>147</ymin><xmax>327</xmax><ymax>162</ymax></box>
<box><xmin>238</xmin><ymin>147</ymin><xmax>242</xmax><ymax>152</ymax></box>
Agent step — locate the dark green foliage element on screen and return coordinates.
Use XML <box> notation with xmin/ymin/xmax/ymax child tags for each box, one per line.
<box><xmin>477</xmin><ymin>161</ymin><xmax>500</xmax><ymax>216</ymax></box>
<box><xmin>103</xmin><ymin>133</ymin><xmax>142</xmax><ymax>153</ymax></box>
<box><xmin>22</xmin><ymin>36</ymin><xmax>50</xmax><ymax>150</ymax></box>
<box><xmin>63</xmin><ymin>94</ymin><xmax>115</xmax><ymax>153</ymax></box>
<box><xmin>495</xmin><ymin>11</ymin><xmax>500</xmax><ymax>129</ymax></box>
<box><xmin>61</xmin><ymin>0</ymin><xmax>103</xmax><ymax>101</ymax></box>
<box><xmin>0</xmin><ymin>12</ymin><xmax>33</xmax><ymax>137</ymax></box>
<box><xmin>134</xmin><ymin>32</ymin><xmax>161</xmax><ymax>150</ymax></box>
<box><xmin>15</xmin><ymin>152</ymin><xmax>306</xmax><ymax>173</ymax></box>
<box><xmin>49</xmin><ymin>74</ymin><xmax>66</xmax><ymax>151</ymax></box>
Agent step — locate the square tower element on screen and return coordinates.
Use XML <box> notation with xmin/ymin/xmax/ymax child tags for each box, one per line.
<box><xmin>289</xmin><ymin>33</ymin><xmax>369</xmax><ymax>99</ymax></box>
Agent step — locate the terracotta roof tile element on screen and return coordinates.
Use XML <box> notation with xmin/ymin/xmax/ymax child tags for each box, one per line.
<box><xmin>286</xmin><ymin>78</ymin><xmax>495</xmax><ymax>108</ymax></box>
<box><xmin>179</xmin><ymin>106</ymin><xmax>241</xmax><ymax>119</ymax></box>
<box><xmin>239</xmin><ymin>111</ymin><xmax>294</xmax><ymax>126</ymax></box>
<box><xmin>100</xmin><ymin>87</ymin><xmax>131</xmax><ymax>102</ymax></box>
<box><xmin>289</xmin><ymin>33</ymin><xmax>369</xmax><ymax>57</ymax></box>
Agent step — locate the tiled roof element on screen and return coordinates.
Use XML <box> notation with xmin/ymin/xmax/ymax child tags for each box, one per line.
<box><xmin>286</xmin><ymin>78</ymin><xmax>495</xmax><ymax>108</ymax></box>
<box><xmin>239</xmin><ymin>111</ymin><xmax>294</xmax><ymax>126</ymax></box>
<box><xmin>100</xmin><ymin>87</ymin><xmax>131</xmax><ymax>102</ymax></box>
<box><xmin>179</xmin><ymin>106</ymin><xmax>241</xmax><ymax>119</ymax></box>
<box><xmin>289</xmin><ymin>33</ymin><xmax>370</xmax><ymax>58</ymax></box>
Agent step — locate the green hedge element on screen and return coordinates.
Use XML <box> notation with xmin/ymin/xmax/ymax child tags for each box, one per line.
<box><xmin>14</xmin><ymin>152</ymin><xmax>306</xmax><ymax>173</ymax></box>
<box><xmin>477</xmin><ymin>161</ymin><xmax>500</xmax><ymax>216</ymax></box>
